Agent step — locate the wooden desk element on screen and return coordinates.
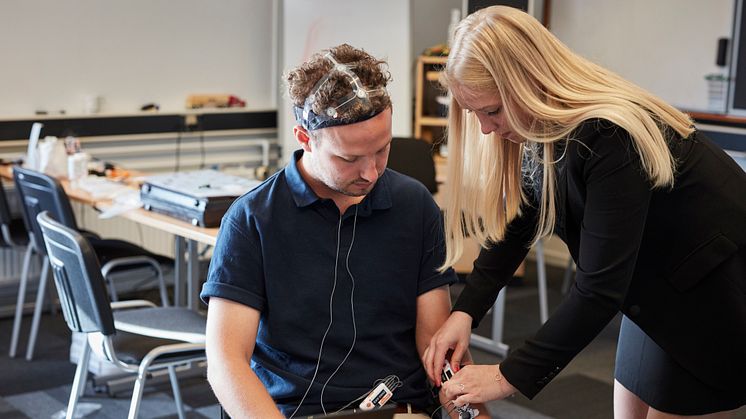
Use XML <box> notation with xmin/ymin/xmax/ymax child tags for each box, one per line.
<box><xmin>1</xmin><ymin>164</ymin><xmax>217</xmax><ymax>310</ymax></box>
<box><xmin>95</xmin><ymin>201</ymin><xmax>218</xmax><ymax>247</ymax></box>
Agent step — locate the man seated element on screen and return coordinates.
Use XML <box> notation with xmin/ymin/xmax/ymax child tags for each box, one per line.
<box><xmin>201</xmin><ymin>44</ymin><xmax>480</xmax><ymax>418</ymax></box>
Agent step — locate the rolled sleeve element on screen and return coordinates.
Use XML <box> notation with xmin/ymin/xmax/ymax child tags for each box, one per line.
<box><xmin>200</xmin><ymin>215</ymin><xmax>266</xmax><ymax>311</ymax></box>
<box><xmin>417</xmin><ymin>198</ymin><xmax>458</xmax><ymax>295</ymax></box>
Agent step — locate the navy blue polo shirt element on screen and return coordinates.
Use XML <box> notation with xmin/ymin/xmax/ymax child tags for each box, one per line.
<box><xmin>201</xmin><ymin>150</ymin><xmax>456</xmax><ymax>416</ymax></box>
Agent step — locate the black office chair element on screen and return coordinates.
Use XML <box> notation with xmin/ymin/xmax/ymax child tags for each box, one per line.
<box><xmin>387</xmin><ymin>137</ymin><xmax>438</xmax><ymax>194</ymax></box>
<box><xmin>37</xmin><ymin>211</ymin><xmax>205</xmax><ymax>419</ymax></box>
<box><xmin>10</xmin><ymin>167</ymin><xmax>172</xmax><ymax>360</ymax></box>
<box><xmin>0</xmin><ymin>176</ymin><xmax>29</xmax><ymax>249</ymax></box>
<box><xmin>2</xmin><ymin>175</ymin><xmax>40</xmax><ymax>360</ymax></box>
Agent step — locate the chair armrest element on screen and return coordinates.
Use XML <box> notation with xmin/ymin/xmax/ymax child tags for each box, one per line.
<box><xmin>101</xmin><ymin>256</ymin><xmax>161</xmax><ymax>278</ymax></box>
<box><xmin>141</xmin><ymin>342</ymin><xmax>206</xmax><ymax>364</ymax></box>
<box><xmin>110</xmin><ymin>300</ymin><xmax>158</xmax><ymax>310</ymax></box>
<box><xmin>1</xmin><ymin>224</ymin><xmax>25</xmax><ymax>248</ymax></box>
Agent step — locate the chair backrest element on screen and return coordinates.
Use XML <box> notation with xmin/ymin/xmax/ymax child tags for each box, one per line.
<box><xmin>0</xmin><ymin>177</ymin><xmax>15</xmax><ymax>246</ymax></box>
<box><xmin>37</xmin><ymin>211</ymin><xmax>115</xmax><ymax>335</ymax></box>
<box><xmin>13</xmin><ymin>167</ymin><xmax>78</xmax><ymax>254</ymax></box>
<box><xmin>0</xmin><ymin>177</ymin><xmax>13</xmax><ymax>226</ymax></box>
<box><xmin>387</xmin><ymin>137</ymin><xmax>438</xmax><ymax>194</ymax></box>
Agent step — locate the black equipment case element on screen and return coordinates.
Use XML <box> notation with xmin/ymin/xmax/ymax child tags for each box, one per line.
<box><xmin>140</xmin><ymin>170</ymin><xmax>260</xmax><ymax>227</ymax></box>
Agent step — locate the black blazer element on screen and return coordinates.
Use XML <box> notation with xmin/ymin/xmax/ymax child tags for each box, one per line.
<box><xmin>453</xmin><ymin>120</ymin><xmax>746</xmax><ymax>399</ymax></box>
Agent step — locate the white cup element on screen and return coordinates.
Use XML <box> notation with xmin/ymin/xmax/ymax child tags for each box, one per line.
<box><xmin>83</xmin><ymin>95</ymin><xmax>104</xmax><ymax>114</ymax></box>
<box><xmin>67</xmin><ymin>153</ymin><xmax>89</xmax><ymax>188</ymax></box>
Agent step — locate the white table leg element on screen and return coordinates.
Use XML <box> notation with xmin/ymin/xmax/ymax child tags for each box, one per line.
<box><xmin>469</xmin><ymin>288</ymin><xmax>510</xmax><ymax>357</ymax></box>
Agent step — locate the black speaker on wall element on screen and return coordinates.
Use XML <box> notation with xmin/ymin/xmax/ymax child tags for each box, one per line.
<box><xmin>717</xmin><ymin>38</ymin><xmax>729</xmax><ymax>67</ymax></box>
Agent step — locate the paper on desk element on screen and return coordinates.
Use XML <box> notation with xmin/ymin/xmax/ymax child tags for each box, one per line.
<box><xmin>144</xmin><ymin>170</ymin><xmax>260</xmax><ymax>198</ymax></box>
<box><xmin>97</xmin><ymin>189</ymin><xmax>143</xmax><ymax>219</ymax></box>
<box><xmin>77</xmin><ymin>177</ymin><xmax>132</xmax><ymax>200</ymax></box>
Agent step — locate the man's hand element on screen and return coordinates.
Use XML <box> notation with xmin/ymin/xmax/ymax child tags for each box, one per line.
<box><xmin>422</xmin><ymin>311</ymin><xmax>473</xmax><ymax>386</ymax></box>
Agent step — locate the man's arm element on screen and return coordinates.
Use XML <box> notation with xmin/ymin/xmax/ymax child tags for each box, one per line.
<box><xmin>416</xmin><ymin>286</ymin><xmax>477</xmax><ymax>365</ymax></box>
<box><xmin>206</xmin><ymin>297</ymin><xmax>283</xmax><ymax>418</ymax></box>
<box><xmin>417</xmin><ymin>286</ymin><xmax>489</xmax><ymax>418</ymax></box>
<box><xmin>415</xmin><ymin>285</ymin><xmax>452</xmax><ymax>357</ymax></box>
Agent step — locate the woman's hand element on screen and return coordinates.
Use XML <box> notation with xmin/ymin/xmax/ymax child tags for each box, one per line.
<box><xmin>438</xmin><ymin>386</ymin><xmax>491</xmax><ymax>419</ymax></box>
<box><xmin>422</xmin><ymin>311</ymin><xmax>473</xmax><ymax>386</ymax></box>
<box><xmin>441</xmin><ymin>364</ymin><xmax>517</xmax><ymax>406</ymax></box>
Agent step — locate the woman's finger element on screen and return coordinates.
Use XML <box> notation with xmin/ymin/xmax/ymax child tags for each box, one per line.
<box><xmin>450</xmin><ymin>341</ymin><xmax>467</xmax><ymax>372</ymax></box>
<box><xmin>422</xmin><ymin>345</ymin><xmax>435</xmax><ymax>383</ymax></box>
<box><xmin>442</xmin><ymin>379</ymin><xmax>463</xmax><ymax>400</ymax></box>
<box><xmin>453</xmin><ymin>393</ymin><xmax>471</xmax><ymax>408</ymax></box>
<box><xmin>431</xmin><ymin>339</ymin><xmax>453</xmax><ymax>387</ymax></box>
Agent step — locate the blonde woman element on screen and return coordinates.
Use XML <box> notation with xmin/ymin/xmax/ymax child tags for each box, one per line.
<box><xmin>423</xmin><ymin>6</ymin><xmax>746</xmax><ymax>418</ymax></box>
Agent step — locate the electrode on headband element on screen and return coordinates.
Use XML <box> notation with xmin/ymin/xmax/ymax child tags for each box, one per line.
<box><xmin>294</xmin><ymin>52</ymin><xmax>388</xmax><ymax>131</ymax></box>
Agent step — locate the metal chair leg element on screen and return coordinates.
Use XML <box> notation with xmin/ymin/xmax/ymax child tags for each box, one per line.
<box><xmin>26</xmin><ymin>256</ymin><xmax>49</xmax><ymax>361</ymax></box>
<box><xmin>535</xmin><ymin>240</ymin><xmax>549</xmax><ymax>324</ymax></box>
<box><xmin>154</xmin><ymin>265</ymin><xmax>168</xmax><ymax>307</ymax></box>
<box><xmin>168</xmin><ymin>365</ymin><xmax>187</xmax><ymax>419</ymax></box>
<box><xmin>9</xmin><ymin>245</ymin><xmax>33</xmax><ymax>357</ymax></box>
<box><xmin>128</xmin><ymin>366</ymin><xmax>149</xmax><ymax>419</ymax></box>
<box><xmin>66</xmin><ymin>341</ymin><xmax>91</xmax><ymax>419</ymax></box>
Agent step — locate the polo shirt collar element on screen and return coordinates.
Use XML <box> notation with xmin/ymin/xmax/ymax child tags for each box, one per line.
<box><xmin>284</xmin><ymin>149</ymin><xmax>392</xmax><ymax>212</ymax></box>
<box><xmin>285</xmin><ymin>149</ymin><xmax>318</xmax><ymax>207</ymax></box>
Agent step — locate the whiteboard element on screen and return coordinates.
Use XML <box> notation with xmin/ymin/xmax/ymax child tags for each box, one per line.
<box><xmin>550</xmin><ymin>0</ymin><xmax>733</xmax><ymax>112</ymax></box>
<box><xmin>0</xmin><ymin>0</ymin><xmax>275</xmax><ymax>116</ymax></box>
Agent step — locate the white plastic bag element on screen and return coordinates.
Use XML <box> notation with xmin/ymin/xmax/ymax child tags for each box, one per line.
<box><xmin>37</xmin><ymin>136</ymin><xmax>68</xmax><ymax>177</ymax></box>
<box><xmin>23</xmin><ymin>122</ymin><xmax>43</xmax><ymax>170</ymax></box>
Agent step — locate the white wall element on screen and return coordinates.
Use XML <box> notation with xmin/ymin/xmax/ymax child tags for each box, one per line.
<box><xmin>412</xmin><ymin>0</ymin><xmax>462</xmax><ymax>57</ymax></box>
<box><xmin>550</xmin><ymin>0</ymin><xmax>733</xmax><ymax>112</ymax></box>
<box><xmin>0</xmin><ymin>1</ymin><xmax>736</xmax><ymax>142</ymax></box>
<box><xmin>0</xmin><ymin>0</ymin><xmax>274</xmax><ymax>116</ymax></box>
<box><xmin>279</xmin><ymin>0</ymin><xmax>413</xmax><ymax>160</ymax></box>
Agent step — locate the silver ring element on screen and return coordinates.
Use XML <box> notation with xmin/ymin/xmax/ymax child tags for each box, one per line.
<box><xmin>459</xmin><ymin>383</ymin><xmax>465</xmax><ymax>392</ymax></box>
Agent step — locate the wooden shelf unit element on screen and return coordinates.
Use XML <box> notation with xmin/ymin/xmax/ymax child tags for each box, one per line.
<box><xmin>414</xmin><ymin>55</ymin><xmax>448</xmax><ymax>142</ymax></box>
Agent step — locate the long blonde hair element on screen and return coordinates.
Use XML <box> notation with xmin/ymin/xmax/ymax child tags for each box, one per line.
<box><xmin>441</xmin><ymin>6</ymin><xmax>694</xmax><ymax>268</ymax></box>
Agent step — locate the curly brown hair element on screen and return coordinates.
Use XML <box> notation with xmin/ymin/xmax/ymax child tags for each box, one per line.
<box><xmin>286</xmin><ymin>44</ymin><xmax>392</xmax><ymax>125</ymax></box>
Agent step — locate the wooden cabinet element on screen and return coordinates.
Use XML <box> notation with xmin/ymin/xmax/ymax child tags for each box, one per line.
<box><xmin>414</xmin><ymin>55</ymin><xmax>448</xmax><ymax>143</ymax></box>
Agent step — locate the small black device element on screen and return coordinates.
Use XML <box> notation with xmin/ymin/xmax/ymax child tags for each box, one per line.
<box><xmin>441</xmin><ymin>359</ymin><xmax>455</xmax><ymax>383</ymax></box>
<box><xmin>140</xmin><ymin>102</ymin><xmax>160</xmax><ymax>111</ymax></box>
